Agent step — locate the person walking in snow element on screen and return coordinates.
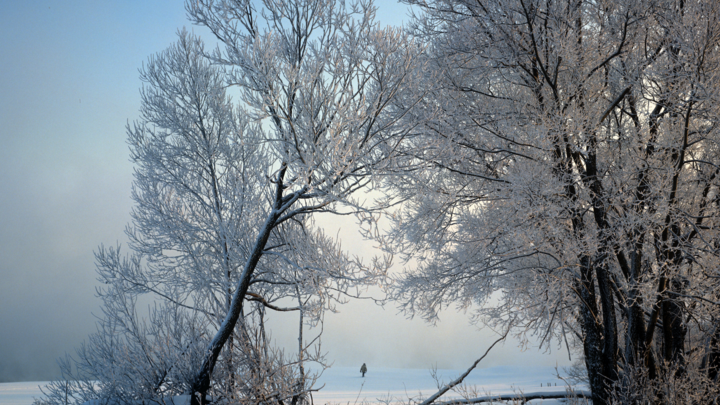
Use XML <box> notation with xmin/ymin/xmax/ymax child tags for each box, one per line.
<box><xmin>360</xmin><ymin>363</ymin><xmax>367</xmax><ymax>377</ymax></box>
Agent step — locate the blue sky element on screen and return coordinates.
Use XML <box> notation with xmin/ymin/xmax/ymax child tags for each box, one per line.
<box><xmin>0</xmin><ymin>0</ymin><xmax>191</xmax><ymax>382</ymax></box>
<box><xmin>0</xmin><ymin>0</ymin><xmax>570</xmax><ymax>383</ymax></box>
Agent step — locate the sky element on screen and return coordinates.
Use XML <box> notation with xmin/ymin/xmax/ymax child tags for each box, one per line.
<box><xmin>0</xmin><ymin>0</ymin><xmax>572</xmax><ymax>383</ymax></box>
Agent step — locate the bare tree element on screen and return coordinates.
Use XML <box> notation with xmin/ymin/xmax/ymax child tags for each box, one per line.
<box><xmin>376</xmin><ymin>0</ymin><xmax>720</xmax><ymax>403</ymax></box>
<box><xmin>181</xmin><ymin>0</ymin><xmax>422</xmax><ymax>402</ymax></box>
<box><xmin>39</xmin><ymin>1</ymin><xmax>422</xmax><ymax>404</ymax></box>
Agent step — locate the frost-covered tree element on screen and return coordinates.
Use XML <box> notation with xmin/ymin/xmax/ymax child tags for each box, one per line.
<box><xmin>37</xmin><ymin>0</ymin><xmax>421</xmax><ymax>404</ymax></box>
<box><xmin>376</xmin><ymin>0</ymin><xmax>720</xmax><ymax>403</ymax></box>
<box><xmin>182</xmin><ymin>0</ymin><xmax>420</xmax><ymax>402</ymax></box>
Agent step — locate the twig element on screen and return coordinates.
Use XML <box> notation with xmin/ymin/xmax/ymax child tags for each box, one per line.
<box><xmin>433</xmin><ymin>390</ymin><xmax>593</xmax><ymax>404</ymax></box>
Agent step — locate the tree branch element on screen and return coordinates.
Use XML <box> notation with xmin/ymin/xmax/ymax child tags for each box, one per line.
<box><xmin>419</xmin><ymin>326</ymin><xmax>511</xmax><ymax>405</ymax></box>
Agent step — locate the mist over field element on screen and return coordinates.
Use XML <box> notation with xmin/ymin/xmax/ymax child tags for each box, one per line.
<box><xmin>0</xmin><ymin>1</ymin><xmax>569</xmax><ymax>385</ymax></box>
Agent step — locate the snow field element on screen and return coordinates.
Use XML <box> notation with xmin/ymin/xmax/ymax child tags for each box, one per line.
<box><xmin>0</xmin><ymin>366</ymin><xmax>586</xmax><ymax>405</ymax></box>
<box><xmin>0</xmin><ymin>382</ymin><xmax>48</xmax><ymax>405</ymax></box>
<box><xmin>310</xmin><ymin>366</ymin><xmax>583</xmax><ymax>404</ymax></box>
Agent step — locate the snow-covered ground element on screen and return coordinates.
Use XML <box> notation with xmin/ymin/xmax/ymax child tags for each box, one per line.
<box><xmin>0</xmin><ymin>366</ymin><xmax>586</xmax><ymax>405</ymax></box>
<box><xmin>0</xmin><ymin>381</ymin><xmax>48</xmax><ymax>405</ymax></box>
<box><xmin>311</xmin><ymin>366</ymin><xmax>584</xmax><ymax>404</ymax></box>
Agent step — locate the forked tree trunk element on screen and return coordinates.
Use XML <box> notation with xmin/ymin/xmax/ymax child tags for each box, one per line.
<box><xmin>577</xmin><ymin>256</ymin><xmax>608</xmax><ymax>405</ymax></box>
<box><xmin>189</xmin><ymin>169</ymin><xmax>293</xmax><ymax>405</ymax></box>
<box><xmin>189</xmin><ymin>210</ymin><xmax>278</xmax><ymax>405</ymax></box>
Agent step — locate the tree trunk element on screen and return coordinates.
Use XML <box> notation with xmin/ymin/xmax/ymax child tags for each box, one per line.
<box><xmin>595</xmin><ymin>257</ymin><xmax>619</xmax><ymax>396</ymax></box>
<box><xmin>626</xmin><ymin>248</ymin><xmax>648</xmax><ymax>368</ymax></box>
<box><xmin>706</xmin><ymin>323</ymin><xmax>720</xmax><ymax>382</ymax></box>
<box><xmin>189</xmin><ymin>197</ymin><xmax>282</xmax><ymax>405</ymax></box>
<box><xmin>292</xmin><ymin>291</ymin><xmax>305</xmax><ymax>405</ymax></box>
<box><xmin>663</xmin><ymin>277</ymin><xmax>687</xmax><ymax>367</ymax></box>
<box><xmin>578</xmin><ymin>256</ymin><xmax>608</xmax><ymax>405</ymax></box>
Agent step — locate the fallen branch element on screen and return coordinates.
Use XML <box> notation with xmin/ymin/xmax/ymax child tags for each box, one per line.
<box><xmin>434</xmin><ymin>390</ymin><xmax>593</xmax><ymax>404</ymax></box>
<box><xmin>419</xmin><ymin>327</ymin><xmax>511</xmax><ymax>405</ymax></box>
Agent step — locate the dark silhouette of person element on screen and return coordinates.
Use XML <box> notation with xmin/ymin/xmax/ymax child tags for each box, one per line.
<box><xmin>360</xmin><ymin>363</ymin><xmax>367</xmax><ymax>377</ymax></box>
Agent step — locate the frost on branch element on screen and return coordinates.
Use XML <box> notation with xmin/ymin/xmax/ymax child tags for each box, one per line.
<box><xmin>37</xmin><ymin>1</ymin><xmax>422</xmax><ymax>403</ymax></box>
<box><xmin>378</xmin><ymin>0</ymin><xmax>720</xmax><ymax>403</ymax></box>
